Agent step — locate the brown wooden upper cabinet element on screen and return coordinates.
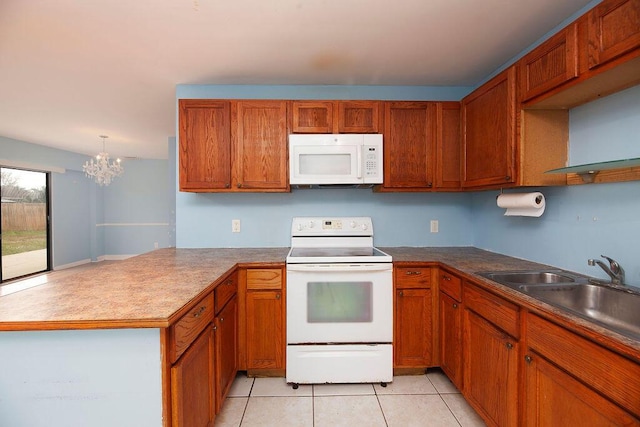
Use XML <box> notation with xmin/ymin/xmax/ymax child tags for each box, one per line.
<box><xmin>461</xmin><ymin>68</ymin><xmax>517</xmax><ymax>188</ymax></box>
<box><xmin>587</xmin><ymin>0</ymin><xmax>640</xmax><ymax>70</ymax></box>
<box><xmin>179</xmin><ymin>100</ymin><xmax>289</xmax><ymax>193</ymax></box>
<box><xmin>519</xmin><ymin>24</ymin><xmax>579</xmax><ymax>102</ymax></box>
<box><xmin>434</xmin><ymin>102</ymin><xmax>461</xmax><ymax>189</ymax></box>
<box><xmin>291</xmin><ymin>100</ymin><xmax>381</xmax><ymax>133</ymax></box>
<box><xmin>381</xmin><ymin>102</ymin><xmax>435</xmax><ymax>190</ymax></box>
<box><xmin>232</xmin><ymin>101</ymin><xmax>289</xmax><ymax>191</ymax></box>
<box><xmin>179</xmin><ymin>100</ymin><xmax>232</xmax><ymax>191</ymax></box>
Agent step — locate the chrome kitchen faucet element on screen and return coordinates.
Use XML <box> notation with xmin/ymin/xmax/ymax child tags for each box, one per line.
<box><xmin>588</xmin><ymin>255</ymin><xmax>625</xmax><ymax>285</ymax></box>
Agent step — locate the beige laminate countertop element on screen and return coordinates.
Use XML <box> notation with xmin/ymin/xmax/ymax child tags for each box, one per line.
<box><xmin>0</xmin><ymin>248</ymin><xmax>288</xmax><ymax>331</ymax></box>
<box><xmin>0</xmin><ymin>246</ymin><xmax>638</xmax><ymax>357</ymax></box>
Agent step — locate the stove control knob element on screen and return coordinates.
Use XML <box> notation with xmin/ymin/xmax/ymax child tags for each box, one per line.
<box><xmin>296</xmin><ymin>223</ymin><xmax>304</xmax><ymax>231</ymax></box>
<box><xmin>350</xmin><ymin>221</ymin><xmax>357</xmax><ymax>228</ymax></box>
<box><xmin>361</xmin><ymin>223</ymin><xmax>369</xmax><ymax>231</ymax></box>
<box><xmin>308</xmin><ymin>220</ymin><xmax>315</xmax><ymax>228</ymax></box>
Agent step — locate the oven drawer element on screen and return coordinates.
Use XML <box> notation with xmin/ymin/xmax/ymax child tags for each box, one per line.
<box><xmin>395</xmin><ymin>267</ymin><xmax>432</xmax><ymax>289</ymax></box>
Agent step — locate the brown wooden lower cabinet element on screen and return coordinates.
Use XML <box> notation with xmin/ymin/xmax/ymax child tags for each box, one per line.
<box><xmin>463</xmin><ymin>284</ymin><xmax>519</xmax><ymax>427</ymax></box>
<box><xmin>523</xmin><ymin>349</ymin><xmax>638</xmax><ymax>426</ymax></box>
<box><xmin>244</xmin><ymin>268</ymin><xmax>286</xmax><ymax>374</ymax></box>
<box><xmin>439</xmin><ymin>291</ymin><xmax>462</xmax><ymax>388</ymax></box>
<box><xmin>525</xmin><ymin>312</ymin><xmax>640</xmax><ymax>424</ymax></box>
<box><xmin>215</xmin><ymin>295</ymin><xmax>237</xmax><ymax>414</ymax></box>
<box><xmin>170</xmin><ymin>327</ymin><xmax>216</xmax><ymax>427</ymax></box>
<box><xmin>393</xmin><ymin>266</ymin><xmax>435</xmax><ymax>370</ymax></box>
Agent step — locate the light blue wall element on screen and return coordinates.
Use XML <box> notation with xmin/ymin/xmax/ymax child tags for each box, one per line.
<box><xmin>472</xmin><ymin>85</ymin><xmax>640</xmax><ymax>286</ymax></box>
<box><xmin>0</xmin><ymin>328</ymin><xmax>162</xmax><ymax>426</ymax></box>
<box><xmin>1</xmin><ymin>136</ymin><xmax>171</xmax><ymax>267</ymax></box>
<box><xmin>102</xmin><ymin>158</ymin><xmax>171</xmax><ymax>256</ymax></box>
<box><xmin>175</xmin><ymin>85</ymin><xmax>474</xmax><ymax>248</ymax></box>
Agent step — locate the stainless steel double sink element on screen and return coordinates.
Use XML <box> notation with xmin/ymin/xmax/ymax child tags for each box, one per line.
<box><xmin>477</xmin><ymin>270</ymin><xmax>640</xmax><ymax>341</ymax></box>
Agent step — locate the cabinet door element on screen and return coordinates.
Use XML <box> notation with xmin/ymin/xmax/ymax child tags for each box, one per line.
<box><xmin>434</xmin><ymin>102</ymin><xmax>461</xmax><ymax>189</ymax></box>
<box><xmin>215</xmin><ymin>296</ymin><xmax>237</xmax><ymax>414</ymax></box>
<box><xmin>523</xmin><ymin>351</ymin><xmax>638</xmax><ymax>426</ymax></box>
<box><xmin>234</xmin><ymin>100</ymin><xmax>289</xmax><ymax>191</ymax></box>
<box><xmin>291</xmin><ymin>101</ymin><xmax>334</xmax><ymax>133</ymax></box>
<box><xmin>588</xmin><ymin>0</ymin><xmax>640</xmax><ymax>69</ymax></box>
<box><xmin>179</xmin><ymin>100</ymin><xmax>232</xmax><ymax>191</ymax></box>
<box><xmin>461</xmin><ymin>67</ymin><xmax>517</xmax><ymax>188</ymax></box>
<box><xmin>383</xmin><ymin>102</ymin><xmax>435</xmax><ymax>189</ymax></box>
<box><xmin>171</xmin><ymin>327</ymin><xmax>215</xmax><ymax>427</ymax></box>
<box><xmin>337</xmin><ymin>101</ymin><xmax>381</xmax><ymax>133</ymax></box>
<box><xmin>439</xmin><ymin>292</ymin><xmax>462</xmax><ymax>389</ymax></box>
<box><xmin>464</xmin><ymin>310</ymin><xmax>518</xmax><ymax>427</ymax></box>
<box><xmin>519</xmin><ymin>24</ymin><xmax>579</xmax><ymax>101</ymax></box>
<box><xmin>246</xmin><ymin>290</ymin><xmax>285</xmax><ymax>370</ymax></box>
<box><xmin>394</xmin><ymin>288</ymin><xmax>432</xmax><ymax>368</ymax></box>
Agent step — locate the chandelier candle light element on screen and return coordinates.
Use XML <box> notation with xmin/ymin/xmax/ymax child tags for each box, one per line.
<box><xmin>83</xmin><ymin>135</ymin><xmax>124</xmax><ymax>186</ymax></box>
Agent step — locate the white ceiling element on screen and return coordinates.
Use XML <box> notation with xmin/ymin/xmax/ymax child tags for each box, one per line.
<box><xmin>0</xmin><ymin>0</ymin><xmax>594</xmax><ymax>160</ymax></box>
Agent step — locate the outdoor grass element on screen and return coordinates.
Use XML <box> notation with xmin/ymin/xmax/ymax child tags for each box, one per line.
<box><xmin>1</xmin><ymin>230</ymin><xmax>47</xmax><ymax>255</ymax></box>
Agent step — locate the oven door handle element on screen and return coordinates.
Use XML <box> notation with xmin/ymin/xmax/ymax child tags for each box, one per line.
<box><xmin>286</xmin><ymin>264</ymin><xmax>392</xmax><ymax>273</ymax></box>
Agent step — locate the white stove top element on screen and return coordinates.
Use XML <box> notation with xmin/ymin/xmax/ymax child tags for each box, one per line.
<box><xmin>287</xmin><ymin>217</ymin><xmax>392</xmax><ymax>264</ymax></box>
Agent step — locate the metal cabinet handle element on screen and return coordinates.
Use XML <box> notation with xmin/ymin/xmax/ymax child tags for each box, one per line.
<box><xmin>452</xmin><ymin>303</ymin><xmax>458</xmax><ymax>309</ymax></box>
<box><xmin>220</xmin><ymin>317</ymin><xmax>224</xmax><ymax>323</ymax></box>
<box><xmin>442</xmin><ymin>275</ymin><xmax>451</xmax><ymax>281</ymax></box>
<box><xmin>276</xmin><ymin>293</ymin><xmax>281</xmax><ymax>300</ymax></box>
<box><xmin>505</xmin><ymin>342</ymin><xmax>514</xmax><ymax>350</ymax></box>
<box><xmin>193</xmin><ymin>306</ymin><xmax>206</xmax><ymax>317</ymax></box>
<box><xmin>225</xmin><ymin>183</ymin><xmax>230</xmax><ymax>188</ymax></box>
<box><xmin>524</xmin><ymin>355</ymin><xmax>533</xmax><ymax>364</ymax></box>
<box><xmin>405</xmin><ymin>271</ymin><xmax>422</xmax><ymax>275</ymax></box>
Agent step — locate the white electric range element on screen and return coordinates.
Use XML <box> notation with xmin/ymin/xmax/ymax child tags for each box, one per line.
<box><xmin>285</xmin><ymin>217</ymin><xmax>393</xmax><ymax>387</ymax></box>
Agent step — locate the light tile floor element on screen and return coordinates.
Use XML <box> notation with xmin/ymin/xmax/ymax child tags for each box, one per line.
<box><xmin>216</xmin><ymin>369</ymin><xmax>486</xmax><ymax>426</ymax></box>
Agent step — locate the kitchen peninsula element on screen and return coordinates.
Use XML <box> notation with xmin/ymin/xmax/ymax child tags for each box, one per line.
<box><xmin>1</xmin><ymin>247</ymin><xmax>639</xmax><ymax>426</ymax></box>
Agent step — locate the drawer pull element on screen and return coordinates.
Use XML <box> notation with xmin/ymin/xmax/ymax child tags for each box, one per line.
<box><xmin>405</xmin><ymin>271</ymin><xmax>422</xmax><ymax>275</ymax></box>
<box><xmin>193</xmin><ymin>306</ymin><xmax>207</xmax><ymax>318</ymax></box>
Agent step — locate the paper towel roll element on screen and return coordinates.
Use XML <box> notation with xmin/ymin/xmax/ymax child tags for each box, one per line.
<box><xmin>496</xmin><ymin>192</ymin><xmax>545</xmax><ymax>217</ymax></box>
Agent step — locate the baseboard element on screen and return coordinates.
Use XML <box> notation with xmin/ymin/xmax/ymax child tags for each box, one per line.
<box><xmin>100</xmin><ymin>254</ymin><xmax>137</xmax><ymax>261</ymax></box>
<box><xmin>54</xmin><ymin>259</ymin><xmax>92</xmax><ymax>271</ymax></box>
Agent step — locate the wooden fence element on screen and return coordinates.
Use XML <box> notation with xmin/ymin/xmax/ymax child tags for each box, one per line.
<box><xmin>1</xmin><ymin>203</ymin><xmax>47</xmax><ymax>231</ymax></box>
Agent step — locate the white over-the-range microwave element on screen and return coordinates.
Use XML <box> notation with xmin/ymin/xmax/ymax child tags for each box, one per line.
<box><xmin>288</xmin><ymin>134</ymin><xmax>383</xmax><ymax>185</ymax></box>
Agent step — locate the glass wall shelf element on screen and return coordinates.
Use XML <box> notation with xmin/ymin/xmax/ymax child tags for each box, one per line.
<box><xmin>546</xmin><ymin>158</ymin><xmax>640</xmax><ymax>183</ymax></box>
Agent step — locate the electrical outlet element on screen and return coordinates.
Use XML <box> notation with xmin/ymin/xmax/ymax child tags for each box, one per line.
<box><xmin>232</xmin><ymin>219</ymin><xmax>241</xmax><ymax>233</ymax></box>
<box><xmin>430</xmin><ymin>220</ymin><xmax>439</xmax><ymax>233</ymax></box>
<box><xmin>154</xmin><ymin>242</ymin><xmax>159</xmax><ymax>249</ymax></box>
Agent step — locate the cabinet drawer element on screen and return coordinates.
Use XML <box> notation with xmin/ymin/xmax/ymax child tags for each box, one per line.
<box><xmin>246</xmin><ymin>268</ymin><xmax>282</xmax><ymax>290</ymax></box>
<box><xmin>395</xmin><ymin>267</ymin><xmax>432</xmax><ymax>289</ymax></box>
<box><xmin>439</xmin><ymin>270</ymin><xmax>462</xmax><ymax>301</ymax></box>
<box><xmin>527</xmin><ymin>313</ymin><xmax>640</xmax><ymax>417</ymax></box>
<box><xmin>170</xmin><ymin>293</ymin><xmax>215</xmax><ymax>363</ymax></box>
<box><xmin>464</xmin><ymin>283</ymin><xmax>519</xmax><ymax>338</ymax></box>
<box><xmin>215</xmin><ymin>274</ymin><xmax>237</xmax><ymax>314</ymax></box>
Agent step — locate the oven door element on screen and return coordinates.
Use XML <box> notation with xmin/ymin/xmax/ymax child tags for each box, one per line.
<box><xmin>286</xmin><ymin>263</ymin><xmax>393</xmax><ymax>344</ymax></box>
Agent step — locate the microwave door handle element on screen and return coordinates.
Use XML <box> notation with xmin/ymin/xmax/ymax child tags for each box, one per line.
<box><xmin>356</xmin><ymin>147</ymin><xmax>363</xmax><ymax>179</ymax></box>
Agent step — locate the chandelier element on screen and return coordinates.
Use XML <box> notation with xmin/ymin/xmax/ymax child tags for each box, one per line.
<box><xmin>83</xmin><ymin>135</ymin><xmax>124</xmax><ymax>186</ymax></box>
